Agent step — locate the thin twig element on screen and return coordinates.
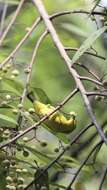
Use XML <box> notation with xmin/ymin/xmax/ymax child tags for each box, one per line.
<box><xmin>0</xmin><ymin>9</ymin><xmax>106</xmax><ymax>69</ymax></box>
<box><xmin>87</xmin><ymin>91</ymin><xmax>107</xmax><ymax>97</ymax></box>
<box><xmin>72</xmin><ymin>120</ymin><xmax>107</xmax><ymax>157</ymax></box>
<box><xmin>32</xmin><ymin>0</ymin><xmax>107</xmax><ymax>144</ymax></box>
<box><xmin>0</xmin><ymin>88</ymin><xmax>78</xmax><ymax>149</ymax></box>
<box><xmin>0</xmin><ymin>17</ymin><xmax>41</xmax><ymax>69</ymax></box>
<box><xmin>99</xmin><ymin>166</ymin><xmax>107</xmax><ymax>190</ymax></box>
<box><xmin>66</xmin><ymin>140</ymin><xmax>103</xmax><ymax>190</ymax></box>
<box><xmin>51</xmin><ymin>10</ymin><xmax>107</xmax><ymax>18</ymax></box>
<box><xmin>76</xmin><ymin>62</ymin><xmax>100</xmax><ymax>81</ymax></box>
<box><xmin>24</xmin><ymin>122</ymin><xmax>93</xmax><ymax>189</ymax></box>
<box><xmin>79</xmin><ymin>76</ymin><xmax>103</xmax><ymax>86</ymax></box>
<box><xmin>88</xmin><ymin>0</ymin><xmax>101</xmax><ymax>18</ymax></box>
<box><xmin>20</xmin><ymin>31</ymin><xmax>48</xmax><ymax>99</ymax></box>
<box><xmin>0</xmin><ymin>3</ymin><xmax>8</xmax><ymax>37</ymax></box>
<box><xmin>0</xmin><ymin>0</ymin><xmax>25</xmax><ymax>46</ymax></box>
<box><xmin>17</xmin><ymin>31</ymin><xmax>48</xmax><ymax>127</ymax></box>
<box><xmin>65</xmin><ymin>47</ymin><xmax>106</xmax><ymax>60</ymax></box>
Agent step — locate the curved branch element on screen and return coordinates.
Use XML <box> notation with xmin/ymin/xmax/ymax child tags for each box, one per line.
<box><xmin>17</xmin><ymin>31</ymin><xmax>48</xmax><ymax>127</ymax></box>
<box><xmin>0</xmin><ymin>8</ymin><xmax>106</xmax><ymax>69</ymax></box>
<box><xmin>79</xmin><ymin>76</ymin><xmax>103</xmax><ymax>86</ymax></box>
<box><xmin>65</xmin><ymin>47</ymin><xmax>106</xmax><ymax>60</ymax></box>
<box><xmin>51</xmin><ymin>10</ymin><xmax>107</xmax><ymax>18</ymax></box>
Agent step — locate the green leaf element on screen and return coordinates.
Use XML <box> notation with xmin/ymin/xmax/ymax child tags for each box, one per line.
<box><xmin>32</xmin><ymin>87</ymin><xmax>52</xmax><ymax>104</ymax></box>
<box><xmin>42</xmin><ymin>123</ymin><xmax>69</xmax><ymax>144</ymax></box>
<box><xmin>53</xmin><ymin>132</ymin><xmax>69</xmax><ymax>144</ymax></box>
<box><xmin>0</xmin><ymin>90</ymin><xmax>18</xmax><ymax>96</ymax></box>
<box><xmin>22</xmin><ymin>144</ymin><xmax>60</xmax><ymax>169</ymax></box>
<box><xmin>0</xmin><ymin>114</ymin><xmax>17</xmax><ymax>127</ymax></box>
<box><xmin>62</xmin><ymin>155</ymin><xmax>90</xmax><ymax>172</ymax></box>
<box><xmin>62</xmin><ymin>23</ymin><xmax>88</xmax><ymax>38</ymax></box>
<box><xmin>3</xmin><ymin>78</ymin><xmax>23</xmax><ymax>95</ymax></box>
<box><xmin>72</xmin><ymin>26</ymin><xmax>107</xmax><ymax>64</ymax></box>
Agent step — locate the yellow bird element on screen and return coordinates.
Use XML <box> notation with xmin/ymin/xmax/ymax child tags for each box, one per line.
<box><xmin>27</xmin><ymin>91</ymin><xmax>76</xmax><ymax>134</ymax></box>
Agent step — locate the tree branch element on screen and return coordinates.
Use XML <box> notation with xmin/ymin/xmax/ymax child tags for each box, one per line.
<box><xmin>0</xmin><ymin>88</ymin><xmax>78</xmax><ymax>149</ymax></box>
<box><xmin>0</xmin><ymin>17</ymin><xmax>41</xmax><ymax>69</ymax></box>
<box><xmin>0</xmin><ymin>8</ymin><xmax>106</xmax><ymax>69</ymax></box>
<box><xmin>0</xmin><ymin>0</ymin><xmax>25</xmax><ymax>46</ymax></box>
<box><xmin>32</xmin><ymin>0</ymin><xmax>107</xmax><ymax>144</ymax></box>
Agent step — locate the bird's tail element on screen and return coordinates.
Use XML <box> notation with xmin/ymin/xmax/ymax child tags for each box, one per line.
<box><xmin>27</xmin><ymin>91</ymin><xmax>35</xmax><ymax>103</ymax></box>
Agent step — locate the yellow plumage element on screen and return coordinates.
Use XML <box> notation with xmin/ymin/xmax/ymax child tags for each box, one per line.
<box><xmin>27</xmin><ymin>92</ymin><xmax>77</xmax><ymax>134</ymax></box>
